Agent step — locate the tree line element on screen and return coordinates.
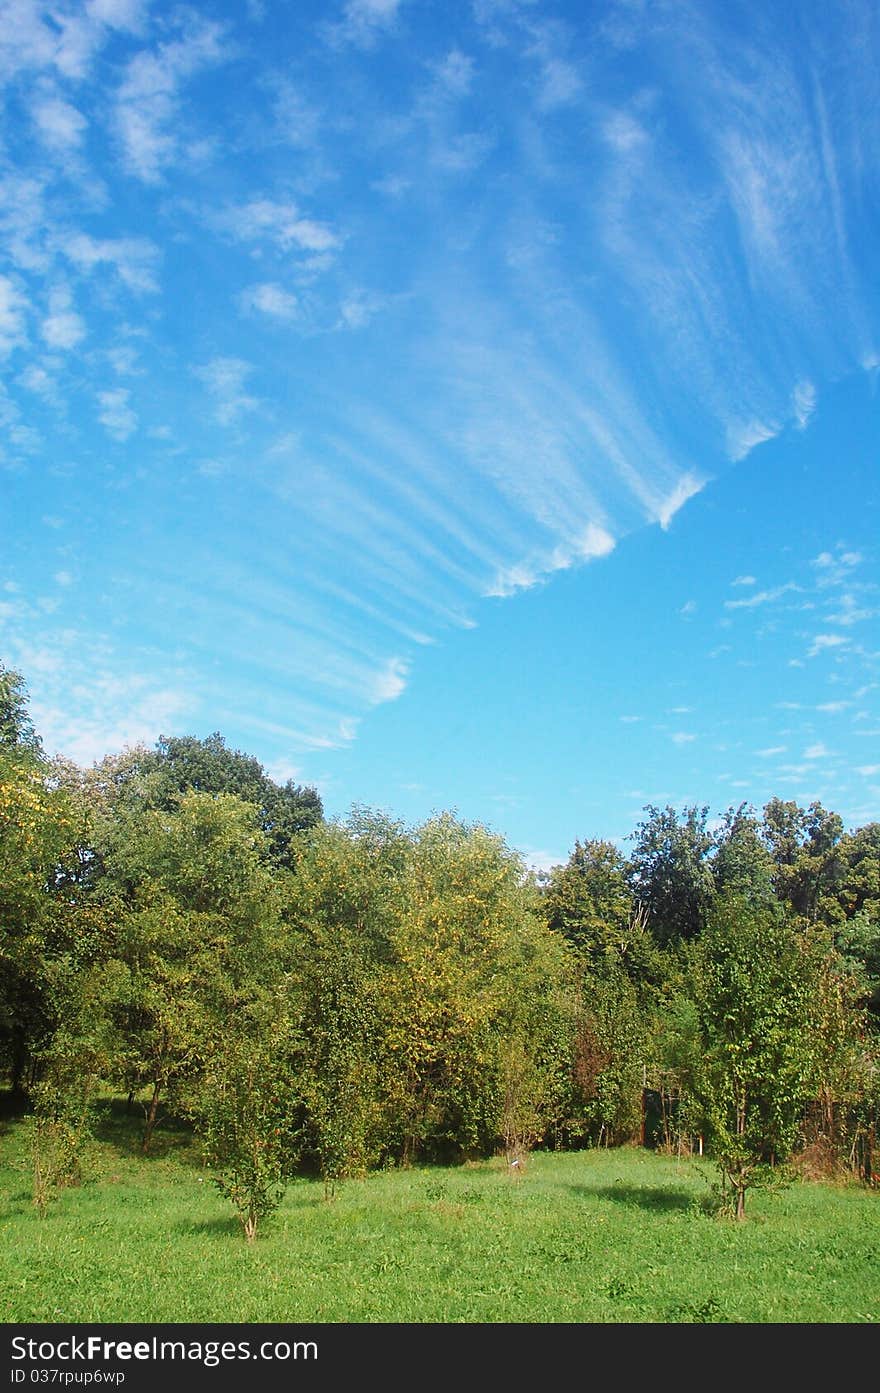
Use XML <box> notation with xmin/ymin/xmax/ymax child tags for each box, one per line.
<box><xmin>1</xmin><ymin>661</ymin><xmax>877</xmax><ymax>1235</ymax></box>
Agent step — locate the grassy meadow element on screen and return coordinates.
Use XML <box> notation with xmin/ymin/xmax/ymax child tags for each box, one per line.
<box><xmin>0</xmin><ymin>1101</ymin><xmax>877</xmax><ymax>1324</ymax></box>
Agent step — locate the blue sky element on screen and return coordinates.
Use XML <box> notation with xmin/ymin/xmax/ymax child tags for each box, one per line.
<box><xmin>1</xmin><ymin>0</ymin><xmax>878</xmax><ymax>869</ymax></box>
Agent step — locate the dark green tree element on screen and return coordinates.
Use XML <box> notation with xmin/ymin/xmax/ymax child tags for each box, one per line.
<box><xmin>712</xmin><ymin>804</ymin><xmax>775</xmax><ymax>907</ymax></box>
<box><xmin>761</xmin><ymin>798</ymin><xmax>844</xmax><ymax>922</ymax></box>
<box><xmin>627</xmin><ymin>805</ymin><xmax>715</xmax><ymax>945</ymax></box>
<box><xmin>93</xmin><ymin>732</ymin><xmax>322</xmax><ymax>871</ymax></box>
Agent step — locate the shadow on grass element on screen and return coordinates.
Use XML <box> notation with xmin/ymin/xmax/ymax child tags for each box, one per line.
<box><xmin>172</xmin><ymin>1216</ymin><xmax>242</xmax><ymax>1239</ymax></box>
<box><xmin>89</xmin><ymin>1100</ymin><xmax>199</xmax><ymax>1164</ymax></box>
<box><xmin>569</xmin><ymin>1182</ymin><xmax>697</xmax><ymax>1212</ymax></box>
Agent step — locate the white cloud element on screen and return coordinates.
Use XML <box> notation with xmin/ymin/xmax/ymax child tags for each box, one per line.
<box><xmin>115</xmin><ymin>17</ymin><xmax>229</xmax><ymax>182</ymax></box>
<box><xmin>86</xmin><ymin>0</ymin><xmax>146</xmax><ymax>31</ymax></box>
<box><xmin>655</xmin><ymin>473</ymin><xmax>704</xmax><ymax>530</ymax></box>
<box><xmin>725</xmin><ymin>582</ymin><xmax>799</xmax><ymax>611</ymax></box>
<box><xmin>732</xmin><ymin>575</ymin><xmax>756</xmax><ymax>587</ymax></box>
<box><xmin>239</xmin><ymin>282</ymin><xmax>299</xmax><ymax>319</ymax></box>
<box><xmin>431</xmin><ymin>49</ymin><xmax>475</xmax><ymax>97</ymax></box>
<box><xmin>757</xmin><ymin>746</ymin><xmax>787</xmax><ymax>757</ymax></box>
<box><xmin>486</xmin><ymin>523</ymin><xmax>615</xmax><ymax>598</ymax></box>
<box><xmin>97</xmin><ymin>387</ymin><xmax>137</xmax><ymax>440</ymax></box>
<box><xmin>536</xmin><ymin>57</ymin><xmax>582</xmax><ymax>110</ymax></box>
<box><xmin>31</xmin><ymin>93</ymin><xmax>87</xmax><ymax>151</ymax></box>
<box><xmin>42</xmin><ymin>286</ymin><xmax>85</xmax><ymax>349</ymax></box>
<box><xmin>804</xmin><ymin>742</ymin><xmax>830</xmax><ymax>760</ymax></box>
<box><xmin>265</xmin><ymin>758</ymin><xmax>303</xmax><ymax>785</ymax></box>
<box><xmin>856</xmin><ymin>765</ymin><xmax>880</xmax><ymax>777</ymax></box>
<box><xmin>326</xmin><ymin>0</ymin><xmax>405</xmax><ymax>48</ymax></box>
<box><xmin>195</xmin><ymin>357</ymin><xmax>260</xmax><ymax>426</ymax></box>
<box><xmin>222</xmin><ymin>200</ymin><xmax>340</xmax><ymax>255</ymax></box>
<box><xmin>671</xmin><ymin>732</ymin><xmax>696</xmax><ymax>744</ymax></box>
<box><xmin>727</xmin><ymin>420</ymin><xmax>779</xmax><ymax>461</ymax></box>
<box><xmin>792</xmin><ymin>379</ymin><xmax>816</xmax><ymax>429</ymax></box>
<box><xmin>18</xmin><ymin>363</ymin><xmax>56</xmax><ymax>396</ymax></box>
<box><xmin>522</xmin><ymin>847</ymin><xmax>566</xmax><ymax>875</ymax></box>
<box><xmin>826</xmin><ymin>592</ymin><xmax>876</xmax><ymax>626</ymax></box>
<box><xmin>0</xmin><ymin>274</ymin><xmax>28</xmax><ymax>357</ymax></box>
<box><xmin>370</xmin><ymin>655</ymin><xmax>409</xmax><ymax>703</ymax></box>
<box><xmin>603</xmin><ymin>112</ymin><xmax>649</xmax><ymax>153</ymax></box>
<box><xmin>812</xmin><ymin>548</ymin><xmax>864</xmax><ymax>589</ymax></box>
<box><xmin>61</xmin><ymin>232</ymin><xmax>160</xmax><ymax>293</ymax></box>
<box><xmin>807</xmin><ymin>633</ymin><xmax>850</xmax><ymax>658</ymax></box>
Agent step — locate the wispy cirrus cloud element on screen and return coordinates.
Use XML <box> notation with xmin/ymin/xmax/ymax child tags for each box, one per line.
<box><xmin>725</xmin><ymin>583</ymin><xmax>800</xmax><ymax>611</ymax></box>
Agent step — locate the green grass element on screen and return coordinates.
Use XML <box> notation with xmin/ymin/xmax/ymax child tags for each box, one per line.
<box><xmin>1</xmin><ymin>1102</ymin><xmax>877</xmax><ymax>1323</ymax></box>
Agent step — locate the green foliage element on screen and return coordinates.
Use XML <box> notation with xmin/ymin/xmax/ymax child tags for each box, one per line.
<box><xmin>679</xmin><ymin>897</ymin><xmax>830</xmax><ymax>1215</ymax></box>
<box><xmin>94</xmin><ymin>732</ymin><xmax>322</xmax><ymax>871</ymax></box>
<box><xmin>627</xmin><ymin>804</ymin><xmax>716</xmax><ymax>945</ymax></box>
<box><xmin>834</xmin><ymin>909</ymin><xmax>880</xmax><ymax>1011</ymax></box>
<box><xmin>761</xmin><ymin>797</ymin><xmax>844</xmax><ymax>922</ymax></box>
<box><xmin>198</xmin><ymin>1005</ymin><xmax>299</xmax><ymax>1242</ymax></box>
<box><xmin>541</xmin><ymin>839</ymin><xmax>633</xmax><ymax>955</ymax></box>
<box><xmin>285</xmin><ymin>810</ymin><xmax>576</xmax><ymax>1172</ymax></box>
<box><xmin>2</xmin><ymin>658</ymin><xmax>877</xmax><ymax>1210</ymax></box>
<box><xmin>0</xmin><ymin>663</ymin><xmax>41</xmax><ymax>755</ymax></box>
<box><xmin>569</xmin><ymin>965</ymin><xmax>647</xmax><ymax>1146</ymax></box>
<box><xmin>712</xmin><ymin>804</ymin><xmax>775</xmax><ymax>907</ymax></box>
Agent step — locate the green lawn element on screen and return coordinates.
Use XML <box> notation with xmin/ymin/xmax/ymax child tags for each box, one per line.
<box><xmin>1</xmin><ymin>1103</ymin><xmax>877</xmax><ymax>1323</ymax></box>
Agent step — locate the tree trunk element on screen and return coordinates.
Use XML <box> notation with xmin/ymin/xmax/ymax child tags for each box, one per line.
<box><xmin>735</xmin><ymin>1184</ymin><xmax>746</xmax><ymax>1220</ymax></box>
<box><xmin>142</xmin><ymin>1080</ymin><xmax>161</xmax><ymax>1152</ymax></box>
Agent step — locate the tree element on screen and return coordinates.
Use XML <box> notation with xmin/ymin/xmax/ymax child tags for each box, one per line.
<box><xmin>95</xmin><ymin>790</ymin><xmax>283</xmax><ymax>1148</ymax></box>
<box><xmin>679</xmin><ymin>897</ymin><xmax>826</xmax><ymax>1217</ymax></box>
<box><xmin>198</xmin><ymin>998</ymin><xmax>299</xmax><ymax>1242</ymax></box>
<box><xmin>761</xmin><ymin>798</ymin><xmax>844</xmax><ymax>922</ymax></box>
<box><xmin>712</xmin><ymin>804</ymin><xmax>774</xmax><ymax>907</ymax></box>
<box><xmin>0</xmin><ymin>664</ymin><xmax>41</xmax><ymax>755</ymax></box>
<box><xmin>627</xmin><ymin>805</ymin><xmax>715</xmax><ymax>945</ymax></box>
<box><xmin>0</xmin><ymin>726</ymin><xmax>90</xmax><ymax>1094</ymax></box>
<box><xmin>283</xmin><ymin>810</ymin><xmax>407</xmax><ymax>1186</ymax></box>
<box><xmin>819</xmin><ymin>823</ymin><xmax>880</xmax><ymax>930</ymax></box>
<box><xmin>105</xmin><ymin>733</ymin><xmax>323</xmax><ymax>870</ymax></box>
<box><xmin>541</xmin><ymin>840</ymin><xmax>632</xmax><ymax>955</ymax></box>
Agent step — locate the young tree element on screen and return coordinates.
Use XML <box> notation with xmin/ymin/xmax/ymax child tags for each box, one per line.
<box><xmin>198</xmin><ymin>1000</ymin><xmax>300</xmax><ymax>1242</ymax></box>
<box><xmin>680</xmin><ymin>897</ymin><xmax>826</xmax><ymax>1217</ymax></box>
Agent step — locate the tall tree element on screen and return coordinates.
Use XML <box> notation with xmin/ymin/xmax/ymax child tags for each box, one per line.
<box><xmin>712</xmin><ymin>804</ymin><xmax>775</xmax><ymax>907</ymax></box>
<box><xmin>627</xmin><ymin>804</ymin><xmax>715</xmax><ymax>945</ymax></box>
<box><xmin>541</xmin><ymin>839</ymin><xmax>633</xmax><ymax>957</ymax></box>
<box><xmin>92</xmin><ymin>732</ymin><xmax>322</xmax><ymax>871</ymax></box>
<box><xmin>761</xmin><ymin>798</ymin><xmax>844</xmax><ymax>922</ymax></box>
